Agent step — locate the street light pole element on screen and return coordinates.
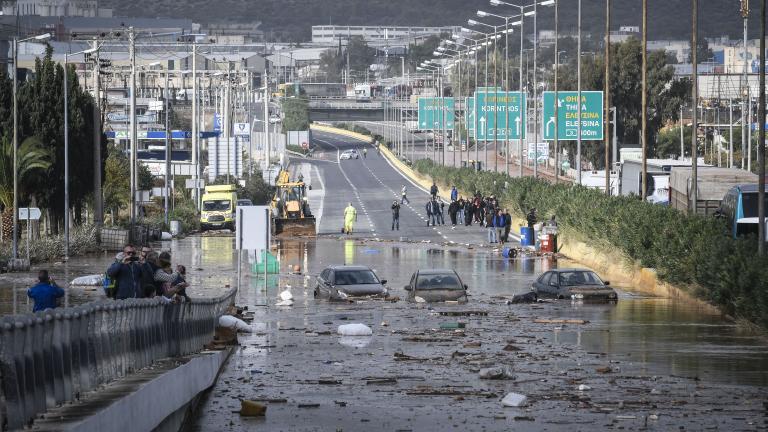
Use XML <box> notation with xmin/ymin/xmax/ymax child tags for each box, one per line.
<box><xmin>758</xmin><ymin>0</ymin><xmax>766</xmax><ymax>254</ymax></box>
<box><xmin>129</xmin><ymin>26</ymin><xmax>137</xmax><ymax>227</ymax></box>
<box><xmin>742</xmin><ymin>0</ymin><xmax>750</xmax><ymax>171</ymax></box>
<box><xmin>641</xmin><ymin>0</ymin><xmax>648</xmax><ymax>200</ymax></box>
<box><xmin>64</xmin><ymin>53</ymin><xmax>70</xmax><ymax>258</ymax></box>
<box><xmin>577</xmin><ymin>0</ymin><xmax>582</xmax><ymax>185</ymax></box>
<box><xmin>533</xmin><ymin>0</ymin><xmax>538</xmax><ymax>178</ymax></box>
<box><xmin>604</xmin><ymin>0</ymin><xmax>611</xmax><ymax>195</ymax></box>
<box><xmin>691</xmin><ymin>0</ymin><xmax>699</xmax><ymax>212</ymax></box>
<box><xmin>554</xmin><ymin>0</ymin><xmax>559</xmax><ymax>183</ymax></box>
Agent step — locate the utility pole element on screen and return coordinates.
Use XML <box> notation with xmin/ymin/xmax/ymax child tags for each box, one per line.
<box><xmin>129</xmin><ymin>26</ymin><xmax>137</xmax><ymax>226</ymax></box>
<box><xmin>11</xmin><ymin>36</ymin><xmax>18</xmax><ymax>257</ymax></box>
<box><xmin>92</xmin><ymin>39</ymin><xmax>103</xmax><ymax>227</ymax></box>
<box><xmin>729</xmin><ymin>98</ymin><xmax>734</xmax><ymax>168</ymax></box>
<box><xmin>640</xmin><ymin>0</ymin><xmax>648</xmax><ymax>200</ymax></box>
<box><xmin>225</xmin><ymin>67</ymin><xmax>231</xmax><ymax>184</ymax></box>
<box><xmin>264</xmin><ymin>68</ymin><xmax>271</xmax><ymax>167</ymax></box>
<box><xmin>742</xmin><ymin>0</ymin><xmax>750</xmax><ymax>170</ymax></box>
<box><xmin>604</xmin><ymin>0</ymin><xmax>611</xmax><ymax>195</ymax></box>
<box><xmin>691</xmin><ymin>0</ymin><xmax>699</xmax><ymax>213</ymax></box>
<box><xmin>164</xmin><ymin>71</ymin><xmax>171</xmax><ymax>225</ymax></box>
<box><xmin>758</xmin><ymin>0</ymin><xmax>766</xmax><ymax>254</ymax></box>
<box><xmin>191</xmin><ymin>43</ymin><xmax>199</xmax><ymax>209</ymax></box>
<box><xmin>533</xmin><ymin>0</ymin><xmax>538</xmax><ymax>179</ymax></box>
<box><xmin>577</xmin><ymin>0</ymin><xmax>582</xmax><ymax>185</ymax></box>
<box><xmin>554</xmin><ymin>0</ymin><xmax>559</xmax><ymax>183</ymax></box>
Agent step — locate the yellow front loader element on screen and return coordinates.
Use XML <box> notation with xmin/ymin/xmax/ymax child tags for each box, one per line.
<box><xmin>271</xmin><ymin>170</ymin><xmax>317</xmax><ymax>237</ymax></box>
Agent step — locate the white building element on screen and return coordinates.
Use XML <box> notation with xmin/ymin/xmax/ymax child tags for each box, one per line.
<box><xmin>1</xmin><ymin>0</ymin><xmax>112</xmax><ymax>17</ymax></box>
<box><xmin>311</xmin><ymin>25</ymin><xmax>460</xmax><ymax>45</ymax></box>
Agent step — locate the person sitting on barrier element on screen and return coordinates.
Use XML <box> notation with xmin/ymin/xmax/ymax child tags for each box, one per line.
<box><xmin>27</xmin><ymin>270</ymin><xmax>65</xmax><ymax>312</ymax></box>
<box><xmin>154</xmin><ymin>252</ymin><xmax>189</xmax><ymax>302</ymax></box>
<box><xmin>107</xmin><ymin>244</ymin><xmax>143</xmax><ymax>299</ymax></box>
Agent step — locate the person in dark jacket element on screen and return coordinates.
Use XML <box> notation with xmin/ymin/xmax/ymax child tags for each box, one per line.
<box><xmin>526</xmin><ymin>208</ymin><xmax>538</xmax><ymax>229</ymax></box>
<box><xmin>448</xmin><ymin>200</ymin><xmax>459</xmax><ymax>227</ymax></box>
<box><xmin>502</xmin><ymin>209</ymin><xmax>512</xmax><ymax>243</ymax></box>
<box><xmin>140</xmin><ymin>251</ymin><xmax>161</xmax><ymax>297</ymax></box>
<box><xmin>391</xmin><ymin>201</ymin><xmax>401</xmax><ymax>230</ymax></box>
<box><xmin>430</xmin><ymin>182</ymin><xmax>439</xmax><ymax>200</ymax></box>
<box><xmin>494</xmin><ymin>209</ymin><xmax>507</xmax><ymax>244</ymax></box>
<box><xmin>437</xmin><ymin>200</ymin><xmax>445</xmax><ymax>225</ymax></box>
<box><xmin>486</xmin><ymin>211</ymin><xmax>497</xmax><ymax>243</ymax></box>
<box><xmin>464</xmin><ymin>199</ymin><xmax>474</xmax><ymax>226</ymax></box>
<box><xmin>107</xmin><ymin>245</ymin><xmax>143</xmax><ymax>299</ymax></box>
<box><xmin>27</xmin><ymin>270</ymin><xmax>65</xmax><ymax>312</ymax></box>
<box><xmin>425</xmin><ymin>200</ymin><xmax>435</xmax><ymax>226</ymax></box>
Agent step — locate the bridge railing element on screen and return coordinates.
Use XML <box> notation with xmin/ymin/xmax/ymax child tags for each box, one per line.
<box><xmin>0</xmin><ymin>288</ymin><xmax>236</xmax><ymax>430</ymax></box>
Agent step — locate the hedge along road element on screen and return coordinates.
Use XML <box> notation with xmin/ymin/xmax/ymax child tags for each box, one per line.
<box><xmin>303</xmin><ymin>129</ymin><xmax>503</xmax><ymax>246</ymax></box>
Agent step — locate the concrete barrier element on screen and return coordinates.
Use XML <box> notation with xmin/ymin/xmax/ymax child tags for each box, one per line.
<box><xmin>0</xmin><ymin>288</ymin><xmax>235</xmax><ymax>430</ymax></box>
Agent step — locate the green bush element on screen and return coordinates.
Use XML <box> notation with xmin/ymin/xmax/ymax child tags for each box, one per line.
<box><xmin>413</xmin><ymin>159</ymin><xmax>768</xmax><ymax>327</ymax></box>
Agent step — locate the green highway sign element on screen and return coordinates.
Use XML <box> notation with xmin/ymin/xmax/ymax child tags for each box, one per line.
<box><xmin>417</xmin><ymin>97</ymin><xmax>454</xmax><ymax>130</ymax></box>
<box><xmin>542</xmin><ymin>91</ymin><xmax>604</xmax><ymax>141</ymax></box>
<box><xmin>473</xmin><ymin>90</ymin><xmax>526</xmax><ymax>141</ymax></box>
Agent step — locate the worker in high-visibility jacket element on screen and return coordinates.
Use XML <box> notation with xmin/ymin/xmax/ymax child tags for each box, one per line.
<box><xmin>343</xmin><ymin>203</ymin><xmax>357</xmax><ymax>234</ymax></box>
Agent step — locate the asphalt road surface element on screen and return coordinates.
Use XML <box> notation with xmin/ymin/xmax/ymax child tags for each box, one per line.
<box><xmin>293</xmin><ymin>129</ymin><xmax>513</xmax><ymax>246</ymax></box>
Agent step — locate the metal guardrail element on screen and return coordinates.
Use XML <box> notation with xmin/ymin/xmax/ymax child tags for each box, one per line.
<box><xmin>0</xmin><ymin>288</ymin><xmax>236</xmax><ymax>430</ymax></box>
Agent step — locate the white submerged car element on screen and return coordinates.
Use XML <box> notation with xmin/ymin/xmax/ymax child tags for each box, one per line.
<box><xmin>340</xmin><ymin>149</ymin><xmax>360</xmax><ymax>160</ymax></box>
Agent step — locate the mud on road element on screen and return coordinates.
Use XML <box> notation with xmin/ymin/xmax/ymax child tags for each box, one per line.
<box><xmin>190</xmin><ymin>275</ymin><xmax>767</xmax><ymax>432</ymax></box>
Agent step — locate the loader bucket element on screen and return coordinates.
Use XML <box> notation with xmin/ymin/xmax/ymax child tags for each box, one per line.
<box><xmin>274</xmin><ymin>216</ymin><xmax>317</xmax><ymax>237</ymax></box>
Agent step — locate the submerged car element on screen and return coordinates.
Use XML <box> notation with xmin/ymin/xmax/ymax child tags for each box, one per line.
<box><xmin>532</xmin><ymin>269</ymin><xmax>617</xmax><ymax>301</ymax></box>
<box><xmin>340</xmin><ymin>149</ymin><xmax>360</xmax><ymax>160</ymax></box>
<box><xmin>405</xmin><ymin>269</ymin><xmax>468</xmax><ymax>303</ymax></box>
<box><xmin>314</xmin><ymin>265</ymin><xmax>388</xmax><ymax>300</ymax></box>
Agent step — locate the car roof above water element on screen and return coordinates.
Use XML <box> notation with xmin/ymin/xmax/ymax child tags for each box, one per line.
<box><xmin>416</xmin><ymin>268</ymin><xmax>458</xmax><ymax>275</ymax></box>
<box><xmin>549</xmin><ymin>268</ymin><xmax>594</xmax><ymax>273</ymax></box>
<box><xmin>327</xmin><ymin>265</ymin><xmax>373</xmax><ymax>271</ymax></box>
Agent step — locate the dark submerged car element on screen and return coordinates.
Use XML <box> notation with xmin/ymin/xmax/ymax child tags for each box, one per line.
<box><xmin>532</xmin><ymin>269</ymin><xmax>617</xmax><ymax>302</ymax></box>
<box><xmin>314</xmin><ymin>265</ymin><xmax>388</xmax><ymax>300</ymax></box>
<box><xmin>405</xmin><ymin>269</ymin><xmax>468</xmax><ymax>303</ymax></box>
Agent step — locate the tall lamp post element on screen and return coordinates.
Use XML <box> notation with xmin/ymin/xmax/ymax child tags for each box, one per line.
<box><xmin>11</xmin><ymin>32</ymin><xmax>51</xmax><ymax>260</ymax></box>
<box><xmin>64</xmin><ymin>47</ymin><xmax>97</xmax><ymax>258</ymax></box>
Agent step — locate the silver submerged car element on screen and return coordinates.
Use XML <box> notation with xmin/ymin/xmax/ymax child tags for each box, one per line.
<box><xmin>532</xmin><ymin>268</ymin><xmax>618</xmax><ymax>302</ymax></box>
<box><xmin>314</xmin><ymin>265</ymin><xmax>388</xmax><ymax>300</ymax></box>
<box><xmin>404</xmin><ymin>269</ymin><xmax>468</xmax><ymax>303</ymax></box>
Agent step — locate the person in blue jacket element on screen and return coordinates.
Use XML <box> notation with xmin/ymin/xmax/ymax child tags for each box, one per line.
<box><xmin>27</xmin><ymin>270</ymin><xmax>65</xmax><ymax>312</ymax></box>
<box><xmin>107</xmin><ymin>244</ymin><xmax>143</xmax><ymax>299</ymax></box>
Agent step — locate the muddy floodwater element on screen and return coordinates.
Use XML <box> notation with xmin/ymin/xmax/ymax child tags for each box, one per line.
<box><xmin>3</xmin><ymin>235</ymin><xmax>766</xmax><ymax>430</ymax></box>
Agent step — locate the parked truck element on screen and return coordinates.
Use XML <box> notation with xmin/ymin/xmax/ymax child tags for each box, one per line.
<box><xmin>200</xmin><ymin>184</ymin><xmax>238</xmax><ymax>231</ymax></box>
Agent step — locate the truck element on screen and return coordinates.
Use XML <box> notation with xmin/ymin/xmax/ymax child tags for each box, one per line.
<box><xmin>200</xmin><ymin>184</ymin><xmax>238</xmax><ymax>231</ymax></box>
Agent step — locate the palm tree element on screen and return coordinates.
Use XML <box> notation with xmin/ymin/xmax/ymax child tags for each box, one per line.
<box><xmin>0</xmin><ymin>136</ymin><xmax>51</xmax><ymax>241</ymax></box>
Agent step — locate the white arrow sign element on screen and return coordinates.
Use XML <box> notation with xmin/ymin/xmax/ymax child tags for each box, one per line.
<box><xmin>546</xmin><ymin>117</ymin><xmax>556</xmax><ymax>136</ymax></box>
<box><xmin>479</xmin><ymin>116</ymin><xmax>487</xmax><ymax>136</ymax></box>
<box><xmin>18</xmin><ymin>207</ymin><xmax>41</xmax><ymax>220</ymax></box>
<box><xmin>514</xmin><ymin>117</ymin><xmax>522</xmax><ymax>135</ymax></box>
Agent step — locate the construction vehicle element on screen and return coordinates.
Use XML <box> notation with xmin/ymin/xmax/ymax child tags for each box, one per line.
<box><xmin>271</xmin><ymin>170</ymin><xmax>316</xmax><ymax>237</ymax></box>
<box><xmin>200</xmin><ymin>184</ymin><xmax>238</xmax><ymax>231</ymax></box>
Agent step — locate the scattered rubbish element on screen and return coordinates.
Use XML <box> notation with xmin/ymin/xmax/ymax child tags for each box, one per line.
<box><xmin>366</xmin><ymin>377</ymin><xmax>398</xmax><ymax>385</ymax></box>
<box><xmin>414</xmin><ymin>296</ymin><xmax>426</xmax><ymax>303</ymax></box>
<box><xmin>239</xmin><ymin>400</ymin><xmax>267</xmax><ymax>417</ymax></box>
<box><xmin>334</xmin><ymin>401</ymin><xmax>347</xmax><ymax>407</ymax></box>
<box><xmin>650</xmin><ymin>388</ymin><xmax>661</xmax><ymax>394</ymax></box>
<box><xmin>502</xmin><ymin>344</ymin><xmax>522</xmax><ymax>352</ymax></box>
<box><xmin>406</xmin><ymin>387</ymin><xmax>497</xmax><ymax>398</ymax></box>
<box><xmin>596</xmin><ymin>366</ymin><xmax>613</xmax><ymax>374</ymax></box>
<box><xmin>513</xmin><ymin>416</ymin><xmax>535</xmax><ymax>421</ymax></box>
<box><xmin>251</xmin><ymin>398</ymin><xmax>287</xmax><ymax>403</ymax></box>
<box><xmin>402</xmin><ymin>336</ymin><xmax>453</xmax><ymax>343</ymax></box>
<box><xmin>649</xmin><ymin>414</ymin><xmax>659</xmax><ymax>420</ymax></box>
<box><xmin>615</xmin><ymin>415</ymin><xmax>637</xmax><ymax>420</ymax></box>
<box><xmin>380</xmin><ymin>321</ymin><xmax>389</xmax><ymax>327</ymax></box>
<box><xmin>438</xmin><ymin>310</ymin><xmax>488</xmax><ymax>317</ymax></box>
<box><xmin>318</xmin><ymin>378</ymin><xmax>342</xmax><ymax>385</ymax></box>
<box><xmin>533</xmin><ymin>319</ymin><xmax>590</xmax><ymax>324</ymax></box>
<box><xmin>501</xmin><ymin>392</ymin><xmax>528</xmax><ymax>407</ymax></box>
<box><xmin>479</xmin><ymin>366</ymin><xmax>514</xmax><ymax>380</ymax></box>
<box><xmin>509</xmin><ymin>292</ymin><xmax>538</xmax><ymax>304</ymax></box>
<box><xmin>578</xmin><ymin>384</ymin><xmax>591</xmax><ymax>391</ymax></box>
<box><xmin>463</xmin><ymin>341</ymin><xmax>481</xmax><ymax>348</ymax></box>
<box><xmin>161</xmin><ymin>231</ymin><xmax>172</xmax><ymax>240</ymax></box>
<box><xmin>297</xmin><ymin>403</ymin><xmax>320</xmax><ymax>408</ymax></box>
<box><xmin>439</xmin><ymin>322</ymin><xmax>466</xmax><ymax>329</ymax></box>
<box><xmin>70</xmin><ymin>274</ymin><xmax>103</xmax><ymax>286</ymax></box>
<box><xmin>276</xmin><ymin>288</ymin><xmax>294</xmax><ymax>306</ymax></box>
<box><xmin>337</xmin><ymin>323</ymin><xmax>373</xmax><ymax>336</ymax></box>
<box><xmin>219</xmin><ymin>315</ymin><xmax>253</xmax><ymax>333</ymax></box>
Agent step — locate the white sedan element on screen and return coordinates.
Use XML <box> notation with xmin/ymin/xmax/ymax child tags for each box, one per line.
<box><xmin>340</xmin><ymin>150</ymin><xmax>360</xmax><ymax>160</ymax></box>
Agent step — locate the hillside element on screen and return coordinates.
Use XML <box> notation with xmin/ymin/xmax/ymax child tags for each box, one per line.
<box><xmin>102</xmin><ymin>0</ymin><xmax>760</xmax><ymax>42</ymax></box>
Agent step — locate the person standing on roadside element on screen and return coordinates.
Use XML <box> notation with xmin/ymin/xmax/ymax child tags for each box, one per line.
<box><xmin>401</xmin><ymin>185</ymin><xmax>410</xmax><ymax>204</ymax></box>
<box><xmin>464</xmin><ymin>199</ymin><xmax>473</xmax><ymax>226</ymax></box>
<box><xmin>437</xmin><ymin>200</ymin><xmax>445</xmax><ymax>225</ymax></box>
<box><xmin>430</xmin><ymin>182</ymin><xmax>439</xmax><ymax>200</ymax></box>
<box><xmin>450</xmin><ymin>186</ymin><xmax>458</xmax><ymax>202</ymax></box>
<box><xmin>27</xmin><ymin>270</ymin><xmax>65</xmax><ymax>312</ymax></box>
<box><xmin>425</xmin><ymin>199</ymin><xmax>436</xmax><ymax>226</ymax></box>
<box><xmin>502</xmin><ymin>209</ymin><xmax>512</xmax><ymax>243</ymax></box>
<box><xmin>494</xmin><ymin>209</ymin><xmax>507</xmax><ymax>245</ymax></box>
<box><xmin>486</xmin><ymin>211</ymin><xmax>497</xmax><ymax>244</ymax></box>
<box><xmin>526</xmin><ymin>208</ymin><xmax>538</xmax><ymax>229</ymax></box>
<box><xmin>448</xmin><ymin>200</ymin><xmax>459</xmax><ymax>228</ymax></box>
<box><xmin>391</xmin><ymin>201</ymin><xmax>401</xmax><ymax>231</ymax></box>
<box><xmin>107</xmin><ymin>244</ymin><xmax>143</xmax><ymax>299</ymax></box>
<box><xmin>344</xmin><ymin>202</ymin><xmax>358</xmax><ymax>234</ymax></box>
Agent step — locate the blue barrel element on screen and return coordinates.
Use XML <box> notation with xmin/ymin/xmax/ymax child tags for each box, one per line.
<box><xmin>520</xmin><ymin>227</ymin><xmax>535</xmax><ymax>246</ymax></box>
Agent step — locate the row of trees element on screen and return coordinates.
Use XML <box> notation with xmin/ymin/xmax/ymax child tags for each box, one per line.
<box><xmin>0</xmin><ymin>46</ymin><xmax>104</xmax><ymax>238</ymax></box>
